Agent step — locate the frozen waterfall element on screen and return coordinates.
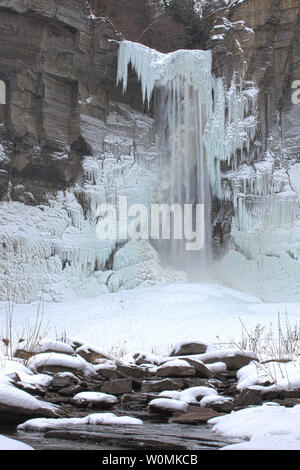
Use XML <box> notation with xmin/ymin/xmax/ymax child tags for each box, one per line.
<box><xmin>117</xmin><ymin>40</ymin><xmax>257</xmax><ymax>273</ymax></box>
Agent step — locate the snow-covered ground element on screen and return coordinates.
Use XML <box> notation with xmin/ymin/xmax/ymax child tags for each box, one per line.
<box><xmin>209</xmin><ymin>404</ymin><xmax>300</xmax><ymax>450</ymax></box>
<box><xmin>1</xmin><ymin>282</ymin><xmax>299</xmax><ymax>354</ymax></box>
<box><xmin>0</xmin><ymin>435</ymin><xmax>34</xmax><ymax>450</ymax></box>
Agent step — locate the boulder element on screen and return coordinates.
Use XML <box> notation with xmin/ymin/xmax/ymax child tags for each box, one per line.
<box><xmin>157</xmin><ymin>360</ymin><xmax>196</xmax><ymax>378</ymax></box>
<box><xmin>183</xmin><ymin>358</ymin><xmax>215</xmax><ymax>379</ymax></box>
<box><xmin>172</xmin><ymin>408</ymin><xmax>222</xmax><ymax>424</ymax></box>
<box><xmin>101</xmin><ymin>379</ymin><xmax>133</xmax><ymax>395</ymax></box>
<box><xmin>27</xmin><ymin>353</ymin><xmax>97</xmax><ymax>376</ymax></box>
<box><xmin>51</xmin><ymin>372</ymin><xmax>79</xmax><ymax>389</ymax></box>
<box><xmin>0</xmin><ymin>382</ymin><xmax>62</xmax><ymax>424</ymax></box>
<box><xmin>96</xmin><ymin>366</ymin><xmax>123</xmax><ymax>380</ymax></box>
<box><xmin>199</xmin><ymin>350</ymin><xmax>257</xmax><ymax>370</ymax></box>
<box><xmin>75</xmin><ymin>345</ymin><xmax>109</xmax><ymax>363</ymax></box>
<box><xmin>235</xmin><ymin>388</ymin><xmax>264</xmax><ymax>407</ymax></box>
<box><xmin>116</xmin><ymin>364</ymin><xmax>151</xmax><ymax>379</ymax></box>
<box><xmin>170</xmin><ymin>341</ymin><xmax>208</xmax><ymax>357</ymax></box>
<box><xmin>14</xmin><ymin>339</ymin><xmax>74</xmax><ymax>360</ymax></box>
<box><xmin>207</xmin><ymin>399</ymin><xmax>234</xmax><ymax>414</ymax></box>
<box><xmin>58</xmin><ymin>384</ymin><xmax>82</xmax><ymax>397</ymax></box>
<box><xmin>141</xmin><ymin>379</ymin><xmax>184</xmax><ymax>393</ymax></box>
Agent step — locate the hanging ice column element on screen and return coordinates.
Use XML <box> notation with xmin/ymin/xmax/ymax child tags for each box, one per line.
<box><xmin>117</xmin><ymin>40</ymin><xmax>257</xmax><ymax>272</ymax></box>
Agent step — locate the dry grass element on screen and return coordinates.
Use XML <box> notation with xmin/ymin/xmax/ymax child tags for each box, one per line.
<box><xmin>216</xmin><ymin>310</ymin><xmax>300</xmax><ymax>384</ymax></box>
<box><xmin>1</xmin><ymin>289</ymin><xmax>49</xmax><ymax>365</ymax></box>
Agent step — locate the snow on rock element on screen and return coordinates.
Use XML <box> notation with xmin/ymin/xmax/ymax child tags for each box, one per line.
<box><xmin>183</xmin><ymin>348</ymin><xmax>257</xmax><ymax>370</ymax></box>
<box><xmin>0</xmin><ymin>380</ymin><xmax>59</xmax><ymax>417</ymax></box>
<box><xmin>14</xmin><ymin>339</ymin><xmax>74</xmax><ymax>358</ymax></box>
<box><xmin>0</xmin><ymin>435</ymin><xmax>34</xmax><ymax>450</ymax></box>
<box><xmin>148</xmin><ymin>398</ymin><xmax>188</xmax><ymax>414</ymax></box>
<box><xmin>72</xmin><ymin>392</ymin><xmax>117</xmax><ymax>406</ymax></box>
<box><xmin>206</xmin><ymin>362</ymin><xmax>227</xmax><ymax>373</ymax></box>
<box><xmin>170</xmin><ymin>341</ymin><xmax>208</xmax><ymax>357</ymax></box>
<box><xmin>26</xmin><ymin>353</ymin><xmax>96</xmax><ymax>376</ymax></box>
<box><xmin>159</xmin><ymin>386</ymin><xmax>218</xmax><ymax>405</ymax></box>
<box><xmin>200</xmin><ymin>395</ymin><xmax>233</xmax><ymax>408</ymax></box>
<box><xmin>18</xmin><ymin>413</ymin><xmax>143</xmax><ymax>431</ymax></box>
<box><xmin>157</xmin><ymin>359</ymin><xmax>196</xmax><ymax>377</ymax></box>
<box><xmin>209</xmin><ymin>403</ymin><xmax>300</xmax><ymax>450</ymax></box>
<box><xmin>133</xmin><ymin>352</ymin><xmax>162</xmax><ymax>366</ymax></box>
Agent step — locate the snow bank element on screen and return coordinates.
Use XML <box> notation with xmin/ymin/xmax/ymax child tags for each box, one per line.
<box><xmin>0</xmin><ymin>435</ymin><xmax>34</xmax><ymax>450</ymax></box>
<box><xmin>2</xmin><ymin>282</ymin><xmax>299</xmax><ymax>353</ymax></box>
<box><xmin>209</xmin><ymin>403</ymin><xmax>300</xmax><ymax>450</ymax></box>
<box><xmin>237</xmin><ymin>359</ymin><xmax>300</xmax><ymax>392</ymax></box>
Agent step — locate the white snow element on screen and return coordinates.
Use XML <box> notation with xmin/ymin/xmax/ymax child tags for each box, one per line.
<box><xmin>18</xmin><ymin>413</ymin><xmax>143</xmax><ymax>431</ymax></box>
<box><xmin>15</xmin><ymin>339</ymin><xmax>74</xmax><ymax>356</ymax></box>
<box><xmin>158</xmin><ymin>359</ymin><xmax>192</xmax><ymax>370</ymax></box>
<box><xmin>200</xmin><ymin>395</ymin><xmax>233</xmax><ymax>408</ymax></box>
<box><xmin>1</xmin><ymin>282</ymin><xmax>299</xmax><ymax>353</ymax></box>
<box><xmin>26</xmin><ymin>353</ymin><xmax>96</xmax><ymax>376</ymax></box>
<box><xmin>206</xmin><ymin>362</ymin><xmax>227</xmax><ymax>373</ymax></box>
<box><xmin>72</xmin><ymin>392</ymin><xmax>117</xmax><ymax>405</ymax></box>
<box><xmin>148</xmin><ymin>398</ymin><xmax>188</xmax><ymax>413</ymax></box>
<box><xmin>237</xmin><ymin>360</ymin><xmax>300</xmax><ymax>392</ymax></box>
<box><xmin>0</xmin><ymin>380</ymin><xmax>58</xmax><ymax>414</ymax></box>
<box><xmin>0</xmin><ymin>435</ymin><xmax>34</xmax><ymax>450</ymax></box>
<box><xmin>209</xmin><ymin>403</ymin><xmax>300</xmax><ymax>450</ymax></box>
<box><xmin>159</xmin><ymin>386</ymin><xmax>218</xmax><ymax>405</ymax></box>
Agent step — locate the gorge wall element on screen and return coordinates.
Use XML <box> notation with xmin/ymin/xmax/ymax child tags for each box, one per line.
<box><xmin>0</xmin><ymin>0</ymin><xmax>299</xmax><ymax>302</ymax></box>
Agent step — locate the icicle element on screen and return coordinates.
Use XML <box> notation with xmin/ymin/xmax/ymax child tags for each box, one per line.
<box><xmin>117</xmin><ymin>40</ymin><xmax>258</xmax><ymax>200</ymax></box>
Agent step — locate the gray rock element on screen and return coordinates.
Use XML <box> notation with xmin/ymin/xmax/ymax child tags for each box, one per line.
<box><xmin>101</xmin><ymin>379</ymin><xmax>133</xmax><ymax>395</ymax></box>
<box><xmin>116</xmin><ymin>364</ymin><xmax>151</xmax><ymax>379</ymax></box>
<box><xmin>58</xmin><ymin>384</ymin><xmax>82</xmax><ymax>397</ymax></box>
<box><xmin>51</xmin><ymin>372</ymin><xmax>78</xmax><ymax>389</ymax></box>
<box><xmin>235</xmin><ymin>388</ymin><xmax>264</xmax><ymax>407</ymax></box>
<box><xmin>141</xmin><ymin>379</ymin><xmax>184</xmax><ymax>393</ymax></box>
<box><xmin>183</xmin><ymin>358</ymin><xmax>215</xmax><ymax>379</ymax></box>
<box><xmin>157</xmin><ymin>361</ymin><xmax>196</xmax><ymax>378</ymax></box>
<box><xmin>170</xmin><ymin>342</ymin><xmax>208</xmax><ymax>357</ymax></box>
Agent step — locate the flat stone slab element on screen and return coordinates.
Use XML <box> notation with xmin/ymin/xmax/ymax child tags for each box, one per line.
<box><xmin>36</xmin><ymin>422</ymin><xmax>238</xmax><ymax>450</ymax></box>
<box><xmin>172</xmin><ymin>408</ymin><xmax>223</xmax><ymax>424</ymax></box>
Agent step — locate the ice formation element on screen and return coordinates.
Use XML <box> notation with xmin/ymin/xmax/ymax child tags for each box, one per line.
<box><xmin>117</xmin><ymin>40</ymin><xmax>257</xmax><ymax>272</ymax></box>
<box><xmin>117</xmin><ymin>40</ymin><xmax>257</xmax><ymax>198</ymax></box>
<box><xmin>0</xmin><ymin>100</ymin><xmax>168</xmax><ymax>302</ymax></box>
<box><xmin>117</xmin><ymin>41</ymin><xmax>300</xmax><ymax>300</ymax></box>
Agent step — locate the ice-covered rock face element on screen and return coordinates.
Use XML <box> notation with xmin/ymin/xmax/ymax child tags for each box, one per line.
<box><xmin>0</xmin><ymin>101</ymin><xmax>161</xmax><ymax>303</ymax></box>
<box><xmin>117</xmin><ymin>40</ymin><xmax>300</xmax><ymax>301</ymax></box>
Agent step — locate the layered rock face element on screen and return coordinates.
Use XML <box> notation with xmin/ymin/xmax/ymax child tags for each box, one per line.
<box><xmin>0</xmin><ymin>0</ymin><xmax>122</xmax><ymax>202</ymax></box>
